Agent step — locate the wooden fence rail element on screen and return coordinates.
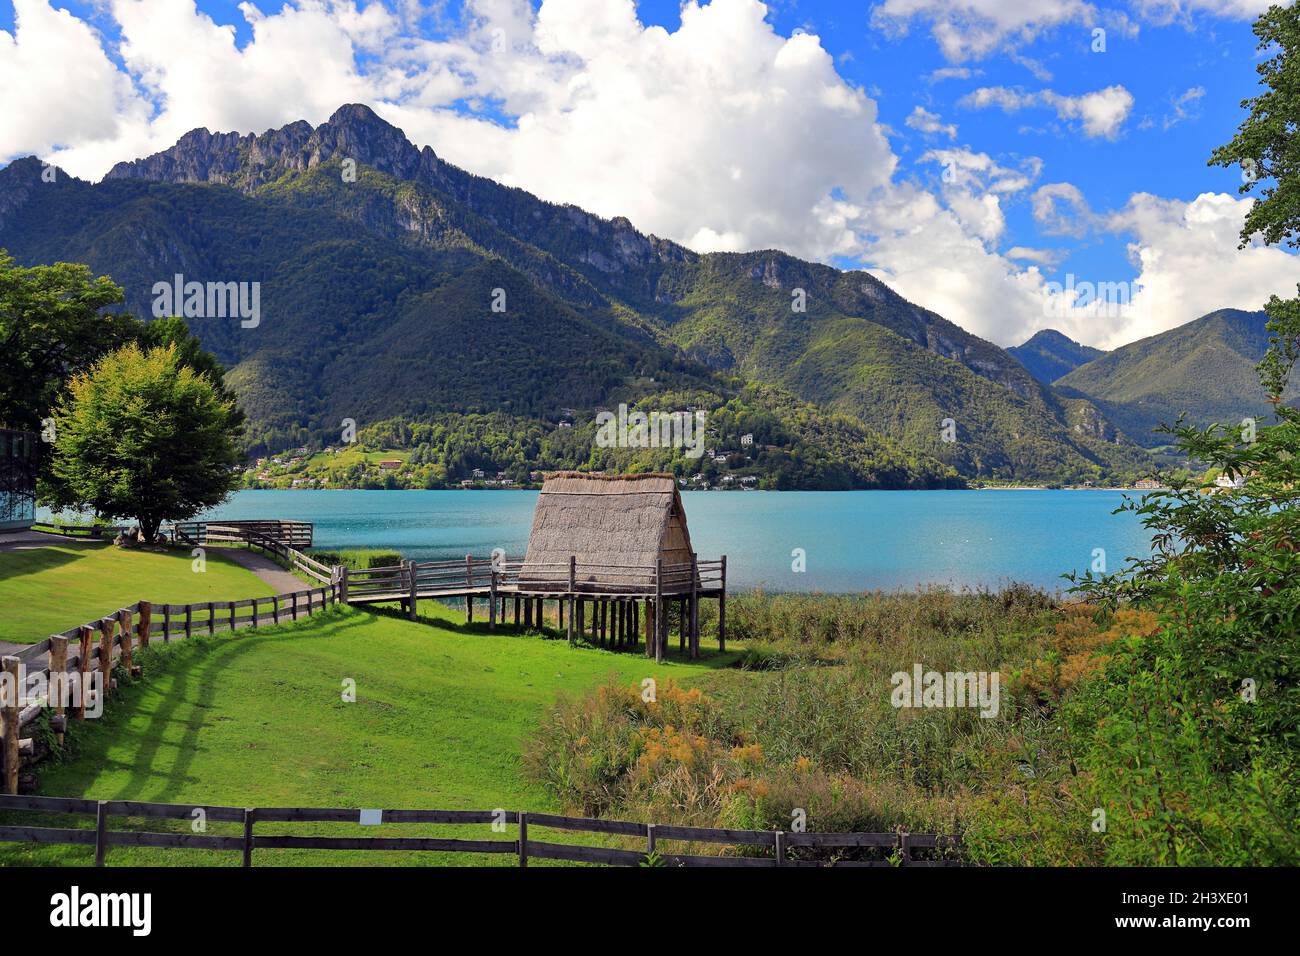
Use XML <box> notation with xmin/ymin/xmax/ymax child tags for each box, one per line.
<box><xmin>0</xmin><ymin>583</ymin><xmax>341</xmax><ymax>793</ymax></box>
<box><xmin>0</xmin><ymin>794</ymin><xmax>962</xmax><ymax>867</ymax></box>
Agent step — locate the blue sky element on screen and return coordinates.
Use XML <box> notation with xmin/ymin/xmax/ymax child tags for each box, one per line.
<box><xmin>1</xmin><ymin>0</ymin><xmax>1294</xmax><ymax>348</ymax></box>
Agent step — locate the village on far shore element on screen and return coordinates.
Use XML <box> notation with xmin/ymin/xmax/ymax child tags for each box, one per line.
<box><xmin>241</xmin><ymin>441</ymin><xmax>1245</xmax><ymax>495</ymax></box>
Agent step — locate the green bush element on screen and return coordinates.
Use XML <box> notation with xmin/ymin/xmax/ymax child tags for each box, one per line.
<box><xmin>308</xmin><ymin>548</ymin><xmax>403</xmax><ymax>570</ymax></box>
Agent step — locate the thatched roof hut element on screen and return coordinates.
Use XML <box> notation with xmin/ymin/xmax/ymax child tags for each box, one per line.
<box><xmin>521</xmin><ymin>472</ymin><xmax>696</xmax><ymax>590</ymax></box>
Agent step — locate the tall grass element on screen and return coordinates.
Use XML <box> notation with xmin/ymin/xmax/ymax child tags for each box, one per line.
<box><xmin>526</xmin><ymin>585</ymin><xmax>1124</xmax><ymax>863</ymax></box>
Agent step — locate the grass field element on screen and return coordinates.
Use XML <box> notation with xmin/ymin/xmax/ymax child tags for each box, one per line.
<box><xmin>0</xmin><ymin>542</ymin><xmax>278</xmax><ymax>644</ymax></box>
<box><xmin>0</xmin><ymin>602</ymin><xmax>738</xmax><ymax>866</ymax></box>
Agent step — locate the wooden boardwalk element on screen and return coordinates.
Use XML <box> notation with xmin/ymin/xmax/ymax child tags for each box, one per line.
<box><xmin>167</xmin><ymin>520</ymin><xmax>727</xmax><ymax>662</ymax></box>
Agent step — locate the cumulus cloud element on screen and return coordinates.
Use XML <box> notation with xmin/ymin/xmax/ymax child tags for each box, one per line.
<box><xmin>961</xmin><ymin>84</ymin><xmax>1135</xmax><ymax>139</ymax></box>
<box><xmin>0</xmin><ymin>0</ymin><xmax>150</xmax><ymax>167</ymax></box>
<box><xmin>0</xmin><ymin>0</ymin><xmax>1295</xmax><ymax>353</ymax></box>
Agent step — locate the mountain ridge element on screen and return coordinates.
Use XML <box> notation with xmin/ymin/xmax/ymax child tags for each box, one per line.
<box><xmin>1</xmin><ymin>104</ymin><xmax>1151</xmax><ymax>484</ymax></box>
<box><xmin>1056</xmin><ymin>308</ymin><xmax>1292</xmax><ymax>447</ymax></box>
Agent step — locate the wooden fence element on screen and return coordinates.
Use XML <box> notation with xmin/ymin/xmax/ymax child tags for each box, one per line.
<box><xmin>170</xmin><ymin>519</ymin><xmax>314</xmax><ymax>550</ymax></box>
<box><xmin>30</xmin><ymin>522</ymin><xmax>127</xmax><ymax>540</ymax></box>
<box><xmin>1</xmin><ymin>584</ymin><xmax>340</xmax><ymax>794</ymax></box>
<box><xmin>0</xmin><ymin>794</ymin><xmax>962</xmax><ymax>867</ymax></box>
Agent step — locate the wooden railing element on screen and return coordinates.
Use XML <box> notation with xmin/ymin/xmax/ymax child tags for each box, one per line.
<box><xmin>30</xmin><ymin>522</ymin><xmax>127</xmax><ymax>540</ymax></box>
<box><xmin>0</xmin><ymin>794</ymin><xmax>962</xmax><ymax>867</ymax></box>
<box><xmin>170</xmin><ymin>519</ymin><xmax>314</xmax><ymax>550</ymax></box>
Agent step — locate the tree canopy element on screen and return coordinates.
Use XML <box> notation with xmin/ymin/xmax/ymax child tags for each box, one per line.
<box><xmin>43</xmin><ymin>343</ymin><xmax>243</xmax><ymax>542</ymax></box>
<box><xmin>0</xmin><ymin>252</ymin><xmax>139</xmax><ymax>432</ymax></box>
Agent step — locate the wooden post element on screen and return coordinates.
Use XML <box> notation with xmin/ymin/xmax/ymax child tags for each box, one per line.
<box><xmin>2</xmin><ymin>656</ymin><xmax>19</xmax><ymax>794</ymax></box>
<box><xmin>654</xmin><ymin>558</ymin><xmax>664</xmax><ymax>663</ymax></box>
<box><xmin>465</xmin><ymin>556</ymin><xmax>474</xmax><ymax>625</ymax></box>
<box><xmin>518</xmin><ymin>811</ymin><xmax>528</xmax><ymax>868</ymax></box>
<box><xmin>776</xmin><ymin>830</ymin><xmax>786</xmax><ymax>866</ymax></box>
<box><xmin>98</xmin><ymin>618</ymin><xmax>114</xmax><ymax>690</ymax></box>
<box><xmin>94</xmin><ymin>800</ymin><xmax>108</xmax><ymax>866</ymax></box>
<box><xmin>718</xmin><ymin>555</ymin><xmax>727</xmax><ymax>652</ymax></box>
<box><xmin>690</xmin><ymin>554</ymin><xmax>700</xmax><ymax>660</ymax></box>
<box><xmin>76</xmin><ymin>626</ymin><xmax>91</xmax><ymax>720</ymax></box>
<box><xmin>646</xmin><ymin>823</ymin><xmax>657</xmax><ymax>857</ymax></box>
<box><xmin>488</xmin><ymin>568</ymin><xmax>497</xmax><ymax>631</ymax></box>
<box><xmin>900</xmin><ymin>832</ymin><xmax>911</xmax><ymax>866</ymax></box>
<box><xmin>339</xmin><ymin>566</ymin><xmax>349</xmax><ymax>604</ymax></box>
<box><xmin>242</xmin><ymin>808</ymin><xmax>255</xmax><ymax>867</ymax></box>
<box><xmin>408</xmin><ymin>560</ymin><xmax>420</xmax><ymax>622</ymax></box>
<box><xmin>137</xmin><ymin>601</ymin><xmax>152</xmax><ymax>649</ymax></box>
<box><xmin>230</xmin><ymin>601</ymin><xmax>237</xmax><ymax>633</ymax></box>
<box><xmin>49</xmin><ymin>636</ymin><xmax>68</xmax><ymax>747</ymax></box>
<box><xmin>210</xmin><ymin>601</ymin><xmax>217</xmax><ymax>634</ymax></box>
<box><xmin>272</xmin><ymin>593</ymin><xmax>279</xmax><ymax>625</ymax></box>
<box><xmin>679</xmin><ymin>597</ymin><xmax>686</xmax><ymax>653</ymax></box>
<box><xmin>163</xmin><ymin>604</ymin><xmax>171</xmax><ymax>641</ymax></box>
<box><xmin>513</xmin><ymin>596</ymin><xmax>520</xmax><ymax>626</ymax></box>
<box><xmin>117</xmin><ymin>609</ymin><xmax>134</xmax><ymax>675</ymax></box>
<box><xmin>184</xmin><ymin>604</ymin><xmax>193</xmax><ymax>639</ymax></box>
<box><xmin>251</xmin><ymin>598</ymin><xmax>259</xmax><ymax>630</ymax></box>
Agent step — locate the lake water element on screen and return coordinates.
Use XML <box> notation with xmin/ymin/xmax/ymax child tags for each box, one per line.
<box><xmin>188</xmin><ymin>489</ymin><xmax>1152</xmax><ymax>594</ymax></box>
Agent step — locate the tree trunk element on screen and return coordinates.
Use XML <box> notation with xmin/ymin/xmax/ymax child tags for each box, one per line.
<box><xmin>139</xmin><ymin>516</ymin><xmax>162</xmax><ymax>545</ymax></box>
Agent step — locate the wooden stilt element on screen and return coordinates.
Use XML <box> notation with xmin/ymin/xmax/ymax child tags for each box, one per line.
<box><xmin>654</xmin><ymin>558</ymin><xmax>664</xmax><ymax>663</ymax></box>
<box><xmin>718</xmin><ymin>555</ymin><xmax>727</xmax><ymax>652</ymax></box>
<box><xmin>465</xmin><ymin>555</ymin><xmax>474</xmax><ymax>624</ymax></box>
<box><xmin>514</xmin><ymin>596</ymin><xmax>520</xmax><ymax>626</ymax></box>
<box><xmin>679</xmin><ymin>597</ymin><xmax>686</xmax><ymax>653</ymax></box>
<box><xmin>690</xmin><ymin>553</ymin><xmax>700</xmax><ymax>659</ymax></box>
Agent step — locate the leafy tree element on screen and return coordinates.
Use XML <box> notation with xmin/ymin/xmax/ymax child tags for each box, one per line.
<box><xmin>1025</xmin><ymin>6</ymin><xmax>1300</xmax><ymax>863</ymax></box>
<box><xmin>140</xmin><ymin>315</ymin><xmax>246</xmax><ymax>435</ymax></box>
<box><xmin>42</xmin><ymin>343</ymin><xmax>242</xmax><ymax>543</ymax></box>
<box><xmin>0</xmin><ymin>252</ymin><xmax>140</xmax><ymax>431</ymax></box>
<box><xmin>1209</xmin><ymin>2</ymin><xmax>1300</xmax><ymax>252</ymax></box>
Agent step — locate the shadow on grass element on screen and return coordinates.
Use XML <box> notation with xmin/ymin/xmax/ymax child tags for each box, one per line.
<box><xmin>359</xmin><ymin>600</ymin><xmax>743</xmax><ymax>669</ymax></box>
<box><xmin>0</xmin><ymin>542</ymin><xmax>102</xmax><ymax>583</ymax></box>
<box><xmin>96</xmin><ymin>608</ymin><xmax>370</xmax><ymax>805</ymax></box>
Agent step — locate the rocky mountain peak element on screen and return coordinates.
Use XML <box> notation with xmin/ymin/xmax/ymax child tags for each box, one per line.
<box><xmin>104</xmin><ymin>103</ymin><xmax>438</xmax><ymax>191</ymax></box>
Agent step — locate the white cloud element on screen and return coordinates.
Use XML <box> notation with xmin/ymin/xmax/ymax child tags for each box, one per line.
<box><xmin>1131</xmin><ymin>1</ymin><xmax>1278</xmax><ymax>27</ymax></box>
<box><xmin>924</xmin><ymin>66</ymin><xmax>980</xmax><ymax>83</ymax></box>
<box><xmin>871</xmin><ymin>0</ymin><xmax>1096</xmax><ymax>62</ymax></box>
<box><xmin>1086</xmin><ymin>191</ymin><xmax>1300</xmax><ymax>347</ymax></box>
<box><xmin>0</xmin><ymin>0</ymin><xmax>1296</xmax><ymax>355</ymax></box>
<box><xmin>905</xmin><ymin>106</ymin><xmax>958</xmax><ymax>139</ymax></box>
<box><xmin>1031</xmin><ymin>181</ymin><xmax>1100</xmax><ymax>236</ymax></box>
<box><xmin>961</xmin><ymin>84</ymin><xmax>1135</xmax><ymax>139</ymax></box>
<box><xmin>1162</xmin><ymin>85</ymin><xmax>1206</xmax><ymax>129</ymax></box>
<box><xmin>0</xmin><ymin>0</ymin><xmax>150</xmax><ymax>165</ymax></box>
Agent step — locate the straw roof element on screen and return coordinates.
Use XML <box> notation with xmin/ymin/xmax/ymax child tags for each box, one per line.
<box><xmin>521</xmin><ymin>472</ymin><xmax>696</xmax><ymax>590</ymax></box>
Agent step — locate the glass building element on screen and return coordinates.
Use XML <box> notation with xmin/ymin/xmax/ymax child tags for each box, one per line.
<box><xmin>1</xmin><ymin>429</ymin><xmax>38</xmax><ymax>532</ymax></box>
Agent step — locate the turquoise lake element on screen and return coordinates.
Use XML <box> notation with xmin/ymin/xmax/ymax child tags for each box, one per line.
<box><xmin>191</xmin><ymin>489</ymin><xmax>1153</xmax><ymax>594</ymax></box>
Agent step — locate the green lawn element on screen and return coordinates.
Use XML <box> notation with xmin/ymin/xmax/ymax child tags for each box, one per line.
<box><xmin>0</xmin><ymin>542</ymin><xmax>278</xmax><ymax>644</ymax></box>
<box><xmin>0</xmin><ymin>602</ymin><xmax>739</xmax><ymax>866</ymax></box>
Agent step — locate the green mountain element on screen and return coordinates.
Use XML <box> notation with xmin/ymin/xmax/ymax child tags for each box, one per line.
<box><xmin>0</xmin><ymin>104</ymin><xmax>1150</xmax><ymax>485</ymax></box>
<box><xmin>1055</xmin><ymin>308</ymin><xmax>1293</xmax><ymax>447</ymax></box>
<box><xmin>1008</xmin><ymin>329</ymin><xmax>1105</xmax><ymax>384</ymax></box>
